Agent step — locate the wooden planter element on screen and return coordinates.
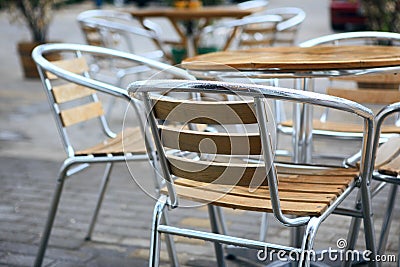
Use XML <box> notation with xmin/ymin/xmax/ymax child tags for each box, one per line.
<box><xmin>17</xmin><ymin>41</ymin><xmax>61</xmax><ymax>78</ymax></box>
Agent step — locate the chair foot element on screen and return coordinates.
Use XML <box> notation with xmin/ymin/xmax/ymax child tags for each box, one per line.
<box><xmin>34</xmin><ymin>160</ymin><xmax>72</xmax><ymax>267</ymax></box>
<box><xmin>149</xmin><ymin>195</ymin><xmax>168</xmax><ymax>267</ymax></box>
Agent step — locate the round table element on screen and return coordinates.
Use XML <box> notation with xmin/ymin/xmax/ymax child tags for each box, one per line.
<box><xmin>182</xmin><ymin>45</ymin><xmax>400</xmax><ymax>163</ymax></box>
<box><xmin>130</xmin><ymin>5</ymin><xmax>261</xmax><ymax>58</ymax></box>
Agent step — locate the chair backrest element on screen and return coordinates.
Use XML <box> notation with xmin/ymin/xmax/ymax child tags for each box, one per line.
<box><xmin>32</xmin><ymin>43</ymin><xmax>194</xmax><ymax>157</ymax></box>
<box><xmin>300</xmin><ymin>31</ymin><xmax>400</xmax><ymax>105</ymax></box>
<box><xmin>129</xmin><ymin>79</ymin><xmax>375</xmax><ymax>224</ymax></box>
<box><xmin>201</xmin><ymin>14</ymin><xmax>282</xmax><ymax>51</ymax></box>
<box><xmin>255</xmin><ymin>7</ymin><xmax>306</xmax><ymax>46</ymax></box>
<box><xmin>77</xmin><ymin>9</ymin><xmax>167</xmax><ymax>60</ymax></box>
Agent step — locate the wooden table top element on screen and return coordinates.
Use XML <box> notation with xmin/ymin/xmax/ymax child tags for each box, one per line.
<box><xmin>182</xmin><ymin>46</ymin><xmax>400</xmax><ymax>71</ymax></box>
<box><xmin>130</xmin><ymin>5</ymin><xmax>255</xmax><ymax>20</ymax></box>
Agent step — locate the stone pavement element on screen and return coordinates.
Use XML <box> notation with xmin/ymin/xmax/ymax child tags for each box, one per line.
<box><xmin>0</xmin><ymin>1</ymin><xmax>399</xmax><ymax>266</ymax></box>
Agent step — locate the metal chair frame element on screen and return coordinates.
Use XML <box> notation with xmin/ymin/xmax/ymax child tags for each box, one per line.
<box><xmin>370</xmin><ymin>103</ymin><xmax>400</xmax><ymax>258</ymax></box>
<box><xmin>32</xmin><ymin>43</ymin><xmax>194</xmax><ymax>267</ymax></box>
<box><xmin>129</xmin><ymin>79</ymin><xmax>377</xmax><ymax>267</ymax></box>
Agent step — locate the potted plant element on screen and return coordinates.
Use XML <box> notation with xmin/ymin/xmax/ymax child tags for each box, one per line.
<box><xmin>0</xmin><ymin>0</ymin><xmax>61</xmax><ymax>78</ymax></box>
<box><xmin>360</xmin><ymin>0</ymin><xmax>400</xmax><ymax>33</ymax></box>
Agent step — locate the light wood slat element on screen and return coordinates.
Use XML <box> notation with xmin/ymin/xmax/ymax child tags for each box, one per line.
<box><xmin>60</xmin><ymin>102</ymin><xmax>104</xmax><ymax>127</ymax></box>
<box><xmin>153</xmin><ymin>98</ymin><xmax>257</xmax><ymax>124</ymax></box>
<box><xmin>276</xmin><ymin>163</ymin><xmax>358</xmax><ymax>176</ymax></box>
<box><xmin>331</xmin><ymin>73</ymin><xmax>400</xmax><ymax>83</ymax></box>
<box><xmin>174</xmin><ymin>179</ymin><xmax>338</xmax><ymax>204</ymax></box>
<box><xmin>327</xmin><ymin>87</ymin><xmax>400</xmax><ymax>105</ymax></box>
<box><xmin>278</xmin><ymin>174</ymin><xmax>354</xmax><ymax>185</ymax></box>
<box><xmin>76</xmin><ymin>127</ymin><xmax>146</xmax><ymax>155</ymax></box>
<box><xmin>52</xmin><ymin>83</ymin><xmax>94</xmax><ymax>104</ymax></box>
<box><xmin>375</xmin><ymin>136</ymin><xmax>400</xmax><ymax>168</ymax></box>
<box><xmin>162</xmin><ymin>184</ymin><xmax>329</xmax><ymax>216</ymax></box>
<box><xmin>46</xmin><ymin>57</ymin><xmax>89</xmax><ymax>79</ymax></box>
<box><xmin>276</xmin><ymin>182</ymin><xmax>346</xmax><ymax>194</ymax></box>
<box><xmin>167</xmin><ymin>154</ymin><xmax>268</xmax><ymax>186</ymax></box>
<box><xmin>378</xmin><ymin>154</ymin><xmax>400</xmax><ymax>177</ymax></box>
<box><xmin>159</xmin><ymin>126</ymin><xmax>261</xmax><ymax>155</ymax></box>
<box><xmin>280</xmin><ymin>120</ymin><xmax>400</xmax><ymax>134</ymax></box>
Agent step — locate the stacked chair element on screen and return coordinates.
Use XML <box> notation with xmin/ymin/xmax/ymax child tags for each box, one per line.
<box><xmin>31</xmin><ymin>43</ymin><xmax>194</xmax><ymax>267</ymax></box>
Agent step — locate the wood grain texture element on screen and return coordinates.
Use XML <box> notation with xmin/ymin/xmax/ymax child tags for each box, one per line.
<box><xmin>52</xmin><ymin>83</ymin><xmax>94</xmax><ymax>104</ymax></box>
<box><xmin>60</xmin><ymin>102</ymin><xmax>104</xmax><ymax>127</ymax></box>
<box><xmin>159</xmin><ymin>126</ymin><xmax>261</xmax><ymax>155</ymax></box>
<box><xmin>153</xmin><ymin>98</ymin><xmax>257</xmax><ymax>124</ymax></box>
<box><xmin>46</xmin><ymin>57</ymin><xmax>89</xmax><ymax>79</ymax></box>
<box><xmin>160</xmin><ymin>168</ymin><xmax>356</xmax><ymax>215</ymax></box>
<box><xmin>76</xmin><ymin>127</ymin><xmax>146</xmax><ymax>155</ymax></box>
<box><xmin>182</xmin><ymin>46</ymin><xmax>400</xmax><ymax>71</ymax></box>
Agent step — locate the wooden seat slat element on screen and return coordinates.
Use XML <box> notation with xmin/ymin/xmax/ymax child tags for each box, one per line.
<box><xmin>162</xmin><ymin>184</ymin><xmax>329</xmax><ymax>216</ymax></box>
<box><xmin>76</xmin><ymin>127</ymin><xmax>146</xmax><ymax>155</ymax></box>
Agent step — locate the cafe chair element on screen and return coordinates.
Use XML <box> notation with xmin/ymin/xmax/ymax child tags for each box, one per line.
<box><xmin>199</xmin><ymin>14</ymin><xmax>282</xmax><ymax>51</ymax></box>
<box><xmin>360</xmin><ymin>102</ymin><xmax>400</xmax><ymax>260</ymax></box>
<box><xmin>129</xmin><ymin>79</ymin><xmax>377</xmax><ymax>267</ymax></box>
<box><xmin>247</xmin><ymin>7</ymin><xmax>306</xmax><ymax>47</ymax></box>
<box><xmin>77</xmin><ymin>9</ymin><xmax>169</xmax><ymax>62</ymax></box>
<box><xmin>77</xmin><ymin>9</ymin><xmax>180</xmax><ymax>116</ymax></box>
<box><xmin>31</xmin><ymin>43</ymin><xmax>194</xmax><ymax>267</ymax></box>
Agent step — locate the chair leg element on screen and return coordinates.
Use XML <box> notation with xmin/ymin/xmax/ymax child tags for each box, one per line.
<box><xmin>215</xmin><ymin>206</ymin><xmax>228</xmax><ymax>235</ymax></box>
<box><xmin>149</xmin><ymin>195</ymin><xmax>168</xmax><ymax>267</ymax></box>
<box><xmin>259</xmin><ymin>213</ymin><xmax>269</xmax><ymax>241</ymax></box>
<box><xmin>299</xmin><ymin>217</ymin><xmax>320</xmax><ymax>267</ymax></box>
<box><xmin>360</xmin><ymin>183</ymin><xmax>378</xmax><ymax>267</ymax></box>
<box><xmin>161</xmin><ymin>211</ymin><xmax>179</xmax><ymax>267</ymax></box>
<box><xmin>86</xmin><ymin>163</ymin><xmax>114</xmax><ymax>240</ymax></box>
<box><xmin>208</xmin><ymin>205</ymin><xmax>226</xmax><ymax>267</ymax></box>
<box><xmin>378</xmin><ymin>184</ymin><xmax>398</xmax><ymax>255</ymax></box>
<box><xmin>34</xmin><ymin>160</ymin><xmax>72</xmax><ymax>267</ymax></box>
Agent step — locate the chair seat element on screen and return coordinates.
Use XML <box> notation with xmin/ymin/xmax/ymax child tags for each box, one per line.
<box><xmin>76</xmin><ymin>127</ymin><xmax>146</xmax><ymax>156</ymax></box>
<box><xmin>163</xmin><ymin>169</ymin><xmax>357</xmax><ymax>216</ymax></box>
<box><xmin>280</xmin><ymin>120</ymin><xmax>400</xmax><ymax>134</ymax></box>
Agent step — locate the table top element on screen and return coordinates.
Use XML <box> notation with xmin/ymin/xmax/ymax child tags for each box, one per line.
<box><xmin>182</xmin><ymin>45</ymin><xmax>400</xmax><ymax>72</ymax></box>
<box><xmin>130</xmin><ymin>5</ymin><xmax>256</xmax><ymax>20</ymax></box>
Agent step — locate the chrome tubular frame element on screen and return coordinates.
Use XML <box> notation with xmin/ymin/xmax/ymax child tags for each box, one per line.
<box><xmin>129</xmin><ymin>79</ymin><xmax>377</xmax><ymax>267</ymax></box>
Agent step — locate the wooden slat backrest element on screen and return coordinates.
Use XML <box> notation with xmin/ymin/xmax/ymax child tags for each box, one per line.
<box><xmin>52</xmin><ymin>83</ymin><xmax>94</xmax><ymax>104</ymax></box>
<box><xmin>47</xmin><ymin>57</ymin><xmax>105</xmax><ymax>127</ymax></box>
<box><xmin>60</xmin><ymin>102</ymin><xmax>104</xmax><ymax>127</ymax></box>
<box><xmin>153</xmin><ymin>97</ymin><xmax>257</xmax><ymax>124</ymax></box>
<box><xmin>152</xmin><ymin>96</ymin><xmax>269</xmax><ymax>186</ymax></box>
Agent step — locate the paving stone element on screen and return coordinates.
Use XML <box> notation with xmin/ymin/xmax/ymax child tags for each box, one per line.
<box><xmin>0</xmin><ymin>252</ymin><xmax>53</xmax><ymax>267</ymax></box>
